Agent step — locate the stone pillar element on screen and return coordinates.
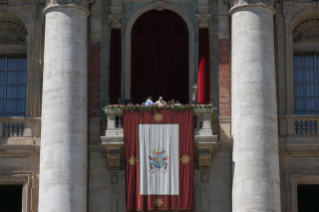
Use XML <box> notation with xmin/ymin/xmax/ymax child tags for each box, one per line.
<box><xmin>196</xmin><ymin>14</ymin><xmax>211</xmax><ymax>104</ymax></box>
<box><xmin>108</xmin><ymin>14</ymin><xmax>123</xmax><ymax>104</ymax></box>
<box><xmin>230</xmin><ymin>1</ymin><xmax>281</xmax><ymax>212</ymax></box>
<box><xmin>39</xmin><ymin>1</ymin><xmax>90</xmax><ymax>212</ymax></box>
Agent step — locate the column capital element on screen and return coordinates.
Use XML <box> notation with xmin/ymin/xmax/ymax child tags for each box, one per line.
<box><xmin>45</xmin><ymin>0</ymin><xmax>94</xmax><ymax>10</ymax></box>
<box><xmin>108</xmin><ymin>14</ymin><xmax>124</xmax><ymax>29</ymax></box>
<box><xmin>230</xmin><ymin>0</ymin><xmax>275</xmax><ymax>12</ymax></box>
<box><xmin>196</xmin><ymin>14</ymin><xmax>211</xmax><ymax>29</ymax></box>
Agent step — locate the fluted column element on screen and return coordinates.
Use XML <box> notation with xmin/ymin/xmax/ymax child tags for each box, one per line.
<box><xmin>196</xmin><ymin>14</ymin><xmax>211</xmax><ymax>104</ymax></box>
<box><xmin>39</xmin><ymin>1</ymin><xmax>89</xmax><ymax>211</ymax></box>
<box><xmin>230</xmin><ymin>1</ymin><xmax>281</xmax><ymax>211</ymax></box>
<box><xmin>108</xmin><ymin>14</ymin><xmax>123</xmax><ymax>104</ymax></box>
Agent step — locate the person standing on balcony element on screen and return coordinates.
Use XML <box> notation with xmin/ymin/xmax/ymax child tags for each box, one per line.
<box><xmin>145</xmin><ymin>96</ymin><xmax>155</xmax><ymax>106</ymax></box>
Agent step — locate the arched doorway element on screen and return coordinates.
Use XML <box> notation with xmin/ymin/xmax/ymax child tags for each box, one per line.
<box><xmin>131</xmin><ymin>10</ymin><xmax>189</xmax><ymax>104</ymax></box>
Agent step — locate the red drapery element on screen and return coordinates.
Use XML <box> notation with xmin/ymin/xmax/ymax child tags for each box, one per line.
<box><xmin>124</xmin><ymin>110</ymin><xmax>194</xmax><ymax>211</ymax></box>
<box><xmin>198</xmin><ymin>28</ymin><xmax>210</xmax><ymax>104</ymax></box>
<box><xmin>131</xmin><ymin>10</ymin><xmax>189</xmax><ymax>104</ymax></box>
<box><xmin>109</xmin><ymin>28</ymin><xmax>122</xmax><ymax>104</ymax></box>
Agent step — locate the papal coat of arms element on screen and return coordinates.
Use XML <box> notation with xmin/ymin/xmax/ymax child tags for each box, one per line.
<box><xmin>149</xmin><ymin>147</ymin><xmax>169</xmax><ymax>173</ymax></box>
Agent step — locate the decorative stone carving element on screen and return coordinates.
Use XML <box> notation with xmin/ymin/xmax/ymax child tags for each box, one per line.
<box><xmin>0</xmin><ymin>21</ymin><xmax>27</xmax><ymax>44</ymax></box>
<box><xmin>155</xmin><ymin>0</ymin><xmax>166</xmax><ymax>10</ymax></box>
<box><xmin>108</xmin><ymin>14</ymin><xmax>124</xmax><ymax>29</ymax></box>
<box><xmin>200</xmin><ymin>171</ymin><xmax>209</xmax><ymax>212</ymax></box>
<box><xmin>46</xmin><ymin>0</ymin><xmax>94</xmax><ymax>9</ymax></box>
<box><xmin>111</xmin><ymin>171</ymin><xmax>119</xmax><ymax>212</ymax></box>
<box><xmin>231</xmin><ymin>0</ymin><xmax>274</xmax><ymax>8</ymax></box>
<box><xmin>293</xmin><ymin>19</ymin><xmax>319</xmax><ymax>42</ymax></box>
<box><xmin>108</xmin><ymin>149</ymin><xmax>121</xmax><ymax>170</ymax></box>
<box><xmin>196</xmin><ymin>14</ymin><xmax>211</xmax><ymax>29</ymax></box>
<box><xmin>198</xmin><ymin>149</ymin><xmax>211</xmax><ymax>169</ymax></box>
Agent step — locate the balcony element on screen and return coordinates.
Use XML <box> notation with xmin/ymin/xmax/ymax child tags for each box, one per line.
<box><xmin>0</xmin><ymin>117</ymin><xmax>41</xmax><ymax>155</ymax></box>
<box><xmin>100</xmin><ymin>108</ymin><xmax>219</xmax><ymax>170</ymax></box>
<box><xmin>278</xmin><ymin>115</ymin><xmax>319</xmax><ymax>156</ymax></box>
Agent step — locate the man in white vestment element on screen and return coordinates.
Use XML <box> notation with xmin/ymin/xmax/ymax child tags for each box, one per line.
<box><xmin>145</xmin><ymin>96</ymin><xmax>155</xmax><ymax>106</ymax></box>
<box><xmin>156</xmin><ymin>96</ymin><xmax>167</xmax><ymax>107</ymax></box>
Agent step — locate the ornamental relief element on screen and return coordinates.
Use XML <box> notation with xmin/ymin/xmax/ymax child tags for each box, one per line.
<box><xmin>0</xmin><ymin>21</ymin><xmax>27</xmax><ymax>44</ymax></box>
<box><xmin>46</xmin><ymin>0</ymin><xmax>94</xmax><ymax>8</ymax></box>
<box><xmin>293</xmin><ymin>19</ymin><xmax>319</xmax><ymax>42</ymax></box>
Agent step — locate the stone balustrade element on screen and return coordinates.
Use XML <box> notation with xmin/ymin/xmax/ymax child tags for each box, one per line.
<box><xmin>0</xmin><ymin>117</ymin><xmax>41</xmax><ymax>155</ymax></box>
<box><xmin>278</xmin><ymin>115</ymin><xmax>319</xmax><ymax>155</ymax></box>
<box><xmin>101</xmin><ymin>108</ymin><xmax>218</xmax><ymax>170</ymax></box>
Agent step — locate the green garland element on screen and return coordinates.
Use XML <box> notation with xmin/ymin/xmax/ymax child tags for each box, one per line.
<box><xmin>103</xmin><ymin>104</ymin><xmax>217</xmax><ymax>113</ymax></box>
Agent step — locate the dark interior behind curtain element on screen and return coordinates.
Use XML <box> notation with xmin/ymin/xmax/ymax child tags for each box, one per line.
<box><xmin>131</xmin><ymin>10</ymin><xmax>189</xmax><ymax>104</ymax></box>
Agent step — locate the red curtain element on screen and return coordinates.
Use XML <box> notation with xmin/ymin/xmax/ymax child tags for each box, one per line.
<box><xmin>131</xmin><ymin>10</ymin><xmax>189</xmax><ymax>104</ymax></box>
<box><xmin>109</xmin><ymin>29</ymin><xmax>122</xmax><ymax>104</ymax></box>
<box><xmin>198</xmin><ymin>28</ymin><xmax>210</xmax><ymax>104</ymax></box>
<box><xmin>124</xmin><ymin>111</ymin><xmax>194</xmax><ymax>211</ymax></box>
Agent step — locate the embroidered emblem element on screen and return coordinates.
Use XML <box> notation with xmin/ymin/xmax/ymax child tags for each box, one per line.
<box><xmin>154</xmin><ymin>113</ymin><xmax>163</xmax><ymax>122</ymax></box>
<box><xmin>181</xmin><ymin>154</ymin><xmax>191</xmax><ymax>165</ymax></box>
<box><xmin>149</xmin><ymin>147</ymin><xmax>169</xmax><ymax>173</ymax></box>
<box><xmin>154</xmin><ymin>197</ymin><xmax>164</xmax><ymax>207</ymax></box>
<box><xmin>128</xmin><ymin>156</ymin><xmax>138</xmax><ymax>165</ymax></box>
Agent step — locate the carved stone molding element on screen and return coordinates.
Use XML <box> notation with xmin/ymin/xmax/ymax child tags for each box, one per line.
<box><xmin>196</xmin><ymin>14</ymin><xmax>211</xmax><ymax>29</ymax></box>
<box><xmin>108</xmin><ymin>14</ymin><xmax>124</xmax><ymax>29</ymax></box>
<box><xmin>293</xmin><ymin>19</ymin><xmax>319</xmax><ymax>42</ymax></box>
<box><xmin>200</xmin><ymin>171</ymin><xmax>209</xmax><ymax>212</ymax></box>
<box><xmin>230</xmin><ymin>0</ymin><xmax>274</xmax><ymax>9</ymax></box>
<box><xmin>0</xmin><ymin>21</ymin><xmax>27</xmax><ymax>44</ymax></box>
<box><xmin>196</xmin><ymin>142</ymin><xmax>217</xmax><ymax>169</ymax></box>
<box><xmin>111</xmin><ymin>171</ymin><xmax>119</xmax><ymax>212</ymax></box>
<box><xmin>155</xmin><ymin>0</ymin><xmax>165</xmax><ymax>11</ymax></box>
<box><xmin>286</xmin><ymin>171</ymin><xmax>319</xmax><ymax>212</ymax></box>
<box><xmin>45</xmin><ymin>0</ymin><xmax>94</xmax><ymax>9</ymax></box>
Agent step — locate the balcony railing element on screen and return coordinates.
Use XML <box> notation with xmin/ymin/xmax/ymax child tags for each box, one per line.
<box><xmin>0</xmin><ymin>117</ymin><xmax>41</xmax><ymax>154</ymax></box>
<box><xmin>101</xmin><ymin>108</ymin><xmax>218</xmax><ymax>170</ymax></box>
<box><xmin>278</xmin><ymin>115</ymin><xmax>319</xmax><ymax>155</ymax></box>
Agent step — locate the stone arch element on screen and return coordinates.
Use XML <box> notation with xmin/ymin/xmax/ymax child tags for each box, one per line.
<box><xmin>124</xmin><ymin>2</ymin><xmax>195</xmax><ymax>100</ymax></box>
<box><xmin>292</xmin><ymin>9</ymin><xmax>319</xmax><ymax>32</ymax></box>
<box><xmin>0</xmin><ymin>13</ymin><xmax>28</xmax><ymax>44</ymax></box>
<box><xmin>293</xmin><ymin>19</ymin><xmax>319</xmax><ymax>42</ymax></box>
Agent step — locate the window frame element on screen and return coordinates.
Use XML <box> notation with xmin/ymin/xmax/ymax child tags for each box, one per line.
<box><xmin>294</xmin><ymin>54</ymin><xmax>318</xmax><ymax>114</ymax></box>
<box><xmin>0</xmin><ymin>56</ymin><xmax>27</xmax><ymax>117</ymax></box>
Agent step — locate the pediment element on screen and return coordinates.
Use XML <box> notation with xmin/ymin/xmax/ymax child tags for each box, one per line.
<box><xmin>293</xmin><ymin>19</ymin><xmax>319</xmax><ymax>42</ymax></box>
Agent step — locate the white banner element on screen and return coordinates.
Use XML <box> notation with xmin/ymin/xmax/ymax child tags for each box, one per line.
<box><xmin>139</xmin><ymin>124</ymin><xmax>179</xmax><ymax>195</ymax></box>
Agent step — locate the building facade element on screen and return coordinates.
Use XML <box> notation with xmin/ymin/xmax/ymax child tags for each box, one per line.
<box><xmin>0</xmin><ymin>0</ymin><xmax>318</xmax><ymax>211</ymax></box>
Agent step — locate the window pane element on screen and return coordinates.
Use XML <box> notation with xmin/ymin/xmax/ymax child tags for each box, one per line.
<box><xmin>294</xmin><ymin>55</ymin><xmax>303</xmax><ymax>68</ymax></box>
<box><xmin>305</xmin><ymin>84</ymin><xmax>315</xmax><ymax>96</ymax></box>
<box><xmin>0</xmin><ymin>71</ymin><xmax>4</xmax><ymax>84</ymax></box>
<box><xmin>306</xmin><ymin>97</ymin><xmax>315</xmax><ymax>110</ymax></box>
<box><xmin>317</xmin><ymin>55</ymin><xmax>319</xmax><ymax>68</ymax></box>
<box><xmin>16</xmin><ymin>100</ymin><xmax>25</xmax><ymax>114</ymax></box>
<box><xmin>295</xmin><ymin>97</ymin><xmax>304</xmax><ymax>112</ymax></box>
<box><xmin>6</xmin><ymin>100</ymin><xmax>15</xmax><ymax>113</ymax></box>
<box><xmin>306</xmin><ymin>111</ymin><xmax>316</xmax><ymax>115</ymax></box>
<box><xmin>17</xmin><ymin>72</ymin><xmax>26</xmax><ymax>84</ymax></box>
<box><xmin>294</xmin><ymin>69</ymin><xmax>304</xmax><ymax>82</ymax></box>
<box><xmin>17</xmin><ymin>58</ymin><xmax>27</xmax><ymax>70</ymax></box>
<box><xmin>304</xmin><ymin>55</ymin><xmax>314</xmax><ymax>68</ymax></box>
<box><xmin>7</xmin><ymin>58</ymin><xmax>16</xmax><ymax>70</ymax></box>
<box><xmin>305</xmin><ymin>69</ymin><xmax>315</xmax><ymax>82</ymax></box>
<box><xmin>6</xmin><ymin>86</ymin><xmax>16</xmax><ymax>98</ymax></box>
<box><xmin>6</xmin><ymin>72</ymin><xmax>16</xmax><ymax>84</ymax></box>
<box><xmin>295</xmin><ymin>83</ymin><xmax>304</xmax><ymax>96</ymax></box>
<box><xmin>17</xmin><ymin>86</ymin><xmax>26</xmax><ymax>98</ymax></box>
<box><xmin>0</xmin><ymin>86</ymin><xmax>3</xmax><ymax>98</ymax></box>
<box><xmin>0</xmin><ymin>58</ymin><xmax>5</xmax><ymax>70</ymax></box>
<box><xmin>0</xmin><ymin>99</ymin><xmax>3</xmax><ymax>113</ymax></box>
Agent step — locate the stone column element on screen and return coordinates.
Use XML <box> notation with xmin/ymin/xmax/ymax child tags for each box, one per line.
<box><xmin>230</xmin><ymin>1</ymin><xmax>281</xmax><ymax>212</ymax></box>
<box><xmin>39</xmin><ymin>1</ymin><xmax>90</xmax><ymax>211</ymax></box>
<box><xmin>196</xmin><ymin>14</ymin><xmax>211</xmax><ymax>104</ymax></box>
<box><xmin>108</xmin><ymin>14</ymin><xmax>123</xmax><ymax>104</ymax></box>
